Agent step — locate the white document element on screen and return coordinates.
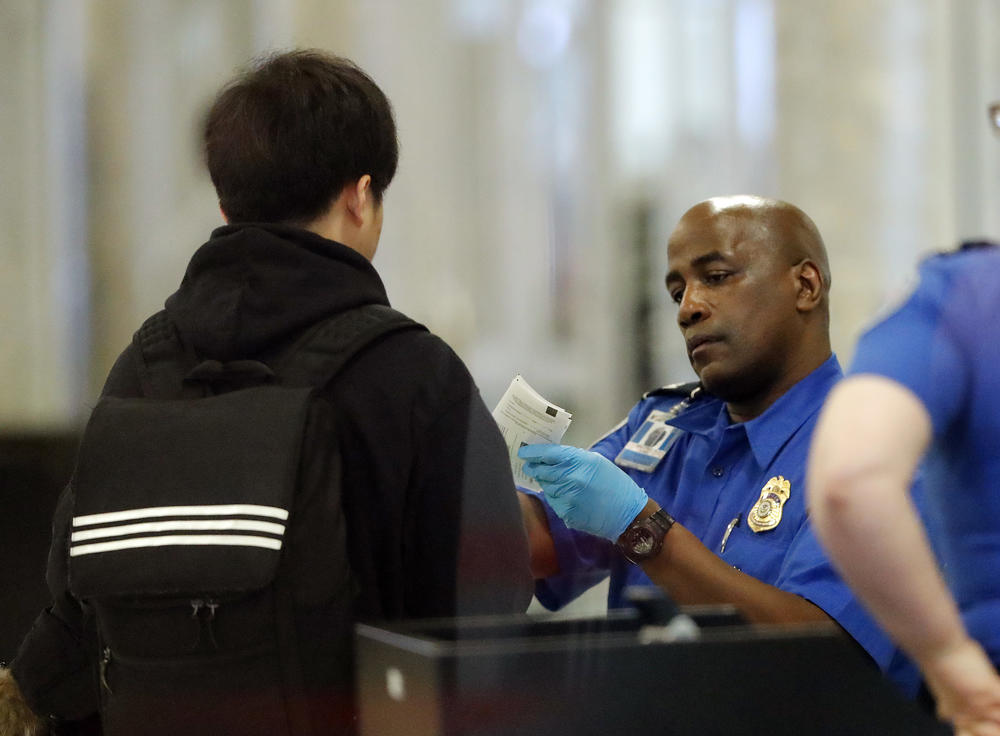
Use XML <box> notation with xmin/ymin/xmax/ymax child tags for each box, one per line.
<box><xmin>492</xmin><ymin>375</ymin><xmax>573</xmax><ymax>493</ymax></box>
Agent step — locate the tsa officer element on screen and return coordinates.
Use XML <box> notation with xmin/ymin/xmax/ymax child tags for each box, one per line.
<box><xmin>518</xmin><ymin>195</ymin><xmax>920</xmax><ymax>694</ymax></box>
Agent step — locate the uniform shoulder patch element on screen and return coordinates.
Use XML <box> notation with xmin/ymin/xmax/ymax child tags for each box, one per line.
<box><xmin>643</xmin><ymin>380</ymin><xmax>701</xmax><ymax>400</ymax></box>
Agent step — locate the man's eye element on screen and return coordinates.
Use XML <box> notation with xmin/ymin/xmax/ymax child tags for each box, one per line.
<box><xmin>669</xmin><ymin>289</ymin><xmax>683</xmax><ymax>304</ymax></box>
<box><xmin>705</xmin><ymin>271</ymin><xmax>731</xmax><ymax>284</ymax></box>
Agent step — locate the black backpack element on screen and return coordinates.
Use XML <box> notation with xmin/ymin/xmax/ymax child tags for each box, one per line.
<box><xmin>66</xmin><ymin>304</ymin><xmax>422</xmax><ymax>736</ymax></box>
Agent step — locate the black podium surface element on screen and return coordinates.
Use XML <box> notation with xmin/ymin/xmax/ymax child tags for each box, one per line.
<box><xmin>355</xmin><ymin>608</ymin><xmax>951</xmax><ymax>736</ymax></box>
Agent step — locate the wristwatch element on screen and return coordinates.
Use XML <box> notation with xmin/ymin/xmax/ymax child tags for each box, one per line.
<box><xmin>617</xmin><ymin>508</ymin><xmax>675</xmax><ymax>564</ymax></box>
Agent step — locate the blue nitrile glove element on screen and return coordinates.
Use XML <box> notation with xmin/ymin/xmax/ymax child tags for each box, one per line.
<box><xmin>518</xmin><ymin>444</ymin><xmax>648</xmax><ymax>541</ymax></box>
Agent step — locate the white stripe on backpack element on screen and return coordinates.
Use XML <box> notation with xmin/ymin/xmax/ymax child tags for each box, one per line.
<box><xmin>73</xmin><ymin>503</ymin><xmax>289</xmax><ymax>526</ymax></box>
<box><xmin>70</xmin><ymin>534</ymin><xmax>283</xmax><ymax>557</ymax></box>
<box><xmin>69</xmin><ymin>504</ymin><xmax>289</xmax><ymax>556</ymax></box>
<box><xmin>71</xmin><ymin>518</ymin><xmax>286</xmax><ymax>542</ymax></box>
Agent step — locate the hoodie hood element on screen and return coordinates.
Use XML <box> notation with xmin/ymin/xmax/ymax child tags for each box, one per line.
<box><xmin>164</xmin><ymin>223</ymin><xmax>390</xmax><ymax>361</ymax></box>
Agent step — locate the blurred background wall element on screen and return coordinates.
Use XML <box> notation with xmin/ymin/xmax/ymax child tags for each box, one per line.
<box><xmin>2</xmin><ymin>0</ymin><xmax>999</xmax><ymax>645</ymax></box>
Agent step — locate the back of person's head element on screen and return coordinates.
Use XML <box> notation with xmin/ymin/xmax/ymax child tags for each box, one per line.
<box><xmin>204</xmin><ymin>49</ymin><xmax>398</xmax><ymax>225</ymax></box>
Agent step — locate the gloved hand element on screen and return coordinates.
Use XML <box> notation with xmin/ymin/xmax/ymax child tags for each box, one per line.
<box><xmin>518</xmin><ymin>444</ymin><xmax>648</xmax><ymax>541</ymax></box>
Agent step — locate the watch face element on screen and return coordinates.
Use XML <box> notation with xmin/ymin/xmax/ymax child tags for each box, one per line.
<box><xmin>628</xmin><ymin>527</ymin><xmax>655</xmax><ymax>555</ymax></box>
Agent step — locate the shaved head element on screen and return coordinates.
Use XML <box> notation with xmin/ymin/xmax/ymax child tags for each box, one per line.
<box><xmin>665</xmin><ymin>194</ymin><xmax>833</xmax><ymax>420</ymax></box>
<box><xmin>684</xmin><ymin>195</ymin><xmax>831</xmax><ymax>299</ymax></box>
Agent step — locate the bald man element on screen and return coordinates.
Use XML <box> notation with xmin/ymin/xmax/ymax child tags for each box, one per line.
<box><xmin>518</xmin><ymin>195</ymin><xmax>919</xmax><ymax>694</ymax></box>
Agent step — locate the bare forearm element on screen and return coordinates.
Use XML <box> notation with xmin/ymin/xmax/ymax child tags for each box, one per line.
<box><xmin>640</xmin><ymin>520</ymin><xmax>830</xmax><ymax>624</ymax></box>
<box><xmin>811</xmin><ymin>469</ymin><xmax>966</xmax><ymax>665</ymax></box>
<box><xmin>525</xmin><ymin>489</ymin><xmax>829</xmax><ymax>623</ymax></box>
<box><xmin>809</xmin><ymin>376</ymin><xmax>962</xmax><ymax>666</ymax></box>
<box><xmin>807</xmin><ymin>377</ymin><xmax>1000</xmax><ymax>732</ymax></box>
<box><xmin>518</xmin><ymin>492</ymin><xmax>559</xmax><ymax>579</ymax></box>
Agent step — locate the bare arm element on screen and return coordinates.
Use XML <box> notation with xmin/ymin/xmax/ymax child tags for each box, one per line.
<box><xmin>809</xmin><ymin>375</ymin><xmax>1000</xmax><ymax>733</ymax></box>
<box><xmin>518</xmin><ymin>488</ymin><xmax>829</xmax><ymax>625</ymax></box>
<box><xmin>633</xmin><ymin>500</ymin><xmax>831</xmax><ymax>624</ymax></box>
<box><xmin>518</xmin><ymin>492</ymin><xmax>559</xmax><ymax>579</ymax></box>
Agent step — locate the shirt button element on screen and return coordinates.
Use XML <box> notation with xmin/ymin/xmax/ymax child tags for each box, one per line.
<box><xmin>711</xmin><ymin>466</ymin><xmax>724</xmax><ymax>477</ymax></box>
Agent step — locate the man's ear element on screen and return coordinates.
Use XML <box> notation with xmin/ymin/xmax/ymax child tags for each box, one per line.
<box><xmin>794</xmin><ymin>259</ymin><xmax>824</xmax><ymax>312</ymax></box>
<box><xmin>345</xmin><ymin>175</ymin><xmax>373</xmax><ymax>224</ymax></box>
<box><xmin>219</xmin><ymin>204</ymin><xmax>229</xmax><ymax>224</ymax></box>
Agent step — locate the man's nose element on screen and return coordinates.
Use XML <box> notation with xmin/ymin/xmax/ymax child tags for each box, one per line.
<box><xmin>677</xmin><ymin>285</ymin><xmax>709</xmax><ymax>328</ymax></box>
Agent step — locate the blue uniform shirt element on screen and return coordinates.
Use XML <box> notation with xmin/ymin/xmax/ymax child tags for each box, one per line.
<box><xmin>850</xmin><ymin>244</ymin><xmax>1000</xmax><ymax>668</ymax></box>
<box><xmin>536</xmin><ymin>355</ymin><xmax>920</xmax><ymax>695</ymax></box>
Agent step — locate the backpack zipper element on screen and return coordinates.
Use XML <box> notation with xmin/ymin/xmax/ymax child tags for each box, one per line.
<box><xmin>190</xmin><ymin>598</ymin><xmax>221</xmax><ymax>649</ymax></box>
<box><xmin>100</xmin><ymin>647</ymin><xmax>113</xmax><ymax>695</ymax></box>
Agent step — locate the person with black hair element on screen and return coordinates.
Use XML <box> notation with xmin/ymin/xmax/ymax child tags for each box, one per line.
<box><xmin>0</xmin><ymin>49</ymin><xmax>531</xmax><ymax>735</ymax></box>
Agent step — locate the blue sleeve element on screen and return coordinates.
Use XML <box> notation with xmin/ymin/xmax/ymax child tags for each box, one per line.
<box><xmin>775</xmin><ymin>519</ymin><xmax>898</xmax><ymax>669</ymax></box>
<box><xmin>849</xmin><ymin>259</ymin><xmax>968</xmax><ymax>438</ymax></box>
<box><xmin>532</xmin><ymin>410</ymin><xmax>638</xmax><ymax>610</ymax></box>
<box><xmin>589</xmin><ymin>411</ymin><xmax>635</xmax><ymax>462</ymax></box>
<box><xmin>533</xmin><ymin>503</ymin><xmax>615</xmax><ymax>610</ymax></box>
<box><xmin>777</xmin><ymin>481</ymin><xmax>930</xmax><ymax>698</ymax></box>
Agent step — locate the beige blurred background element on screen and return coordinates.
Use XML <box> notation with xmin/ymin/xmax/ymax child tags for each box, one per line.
<box><xmin>3</xmin><ymin>0</ymin><xmax>1000</xmax><ymax>445</ymax></box>
<box><xmin>3</xmin><ymin>0</ymin><xmax>1000</xmax><ymax>634</ymax></box>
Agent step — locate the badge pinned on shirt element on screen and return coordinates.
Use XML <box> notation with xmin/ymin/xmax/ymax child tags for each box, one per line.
<box><xmin>614</xmin><ymin>409</ymin><xmax>681</xmax><ymax>472</ymax></box>
<box><xmin>747</xmin><ymin>476</ymin><xmax>791</xmax><ymax>533</ymax></box>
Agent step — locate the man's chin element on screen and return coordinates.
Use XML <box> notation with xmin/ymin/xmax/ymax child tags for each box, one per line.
<box><xmin>696</xmin><ymin>364</ymin><xmax>743</xmax><ymax>402</ymax></box>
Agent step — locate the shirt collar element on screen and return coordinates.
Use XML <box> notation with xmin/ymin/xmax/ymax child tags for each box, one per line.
<box><xmin>742</xmin><ymin>354</ymin><xmax>842</xmax><ymax>467</ymax></box>
<box><xmin>666</xmin><ymin>392</ymin><xmax>726</xmax><ymax>434</ymax></box>
<box><xmin>667</xmin><ymin>354</ymin><xmax>842</xmax><ymax>466</ymax></box>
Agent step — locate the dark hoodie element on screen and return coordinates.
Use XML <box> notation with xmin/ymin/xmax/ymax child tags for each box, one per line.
<box><xmin>12</xmin><ymin>224</ymin><xmax>532</xmax><ymax>724</ymax></box>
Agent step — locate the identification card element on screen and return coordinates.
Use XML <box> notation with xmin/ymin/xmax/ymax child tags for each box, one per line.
<box><xmin>614</xmin><ymin>409</ymin><xmax>681</xmax><ymax>472</ymax></box>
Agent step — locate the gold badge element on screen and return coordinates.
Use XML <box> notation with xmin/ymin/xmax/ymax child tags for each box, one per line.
<box><xmin>747</xmin><ymin>476</ymin><xmax>791</xmax><ymax>533</ymax></box>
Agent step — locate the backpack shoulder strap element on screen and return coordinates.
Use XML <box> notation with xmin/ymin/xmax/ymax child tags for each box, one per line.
<box><xmin>272</xmin><ymin>304</ymin><xmax>423</xmax><ymax>734</ymax></box>
<box><xmin>131</xmin><ymin>304</ymin><xmax>423</xmax><ymax>397</ymax></box>
<box><xmin>131</xmin><ymin>310</ymin><xmax>203</xmax><ymax>399</ymax></box>
<box><xmin>275</xmin><ymin>304</ymin><xmax>426</xmax><ymax>388</ymax></box>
